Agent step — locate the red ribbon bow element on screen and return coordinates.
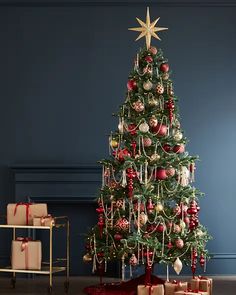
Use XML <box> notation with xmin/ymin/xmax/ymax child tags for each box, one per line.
<box><xmin>14</xmin><ymin>202</ymin><xmax>33</xmax><ymax>225</ymax></box>
<box><xmin>144</xmin><ymin>283</ymin><xmax>153</xmax><ymax>295</ymax></box>
<box><xmin>16</xmin><ymin>237</ymin><xmax>33</xmax><ymax>270</ymax></box>
<box><xmin>40</xmin><ymin>215</ymin><xmax>52</xmax><ymax>225</ymax></box>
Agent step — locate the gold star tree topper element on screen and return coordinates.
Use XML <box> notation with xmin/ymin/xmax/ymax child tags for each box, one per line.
<box><xmin>129</xmin><ymin>7</ymin><xmax>168</xmax><ymax>49</ymax></box>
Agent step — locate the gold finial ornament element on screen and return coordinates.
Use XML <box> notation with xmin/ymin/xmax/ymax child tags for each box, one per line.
<box><xmin>128</xmin><ymin>7</ymin><xmax>168</xmax><ymax>49</ymax></box>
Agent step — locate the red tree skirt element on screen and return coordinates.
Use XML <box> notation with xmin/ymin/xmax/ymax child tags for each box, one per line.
<box><xmin>83</xmin><ymin>274</ymin><xmax>165</xmax><ymax>295</ymax></box>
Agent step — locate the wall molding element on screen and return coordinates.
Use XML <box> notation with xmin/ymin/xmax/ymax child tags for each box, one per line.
<box><xmin>211</xmin><ymin>253</ymin><xmax>236</xmax><ymax>260</ymax></box>
<box><xmin>0</xmin><ymin>1</ymin><xmax>236</xmax><ymax>7</ymax></box>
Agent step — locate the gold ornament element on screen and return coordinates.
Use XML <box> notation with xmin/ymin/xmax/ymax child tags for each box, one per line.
<box><xmin>129</xmin><ymin>7</ymin><xmax>168</xmax><ymax>49</ymax></box>
<box><xmin>149</xmin><ymin>115</ymin><xmax>158</xmax><ymax>127</ymax></box>
<box><xmin>139</xmin><ymin>122</ymin><xmax>150</xmax><ymax>133</ymax></box>
<box><xmin>148</xmin><ymin>96</ymin><xmax>158</xmax><ymax>106</ymax></box>
<box><xmin>136</xmin><ymin>212</ymin><xmax>148</xmax><ymax>227</ymax></box>
<box><xmin>173</xmin><ymin>257</ymin><xmax>183</xmax><ymax>275</ymax></box>
<box><xmin>83</xmin><ymin>253</ymin><xmax>92</xmax><ymax>263</ymax></box>
<box><xmin>173</xmin><ymin>130</ymin><xmax>183</xmax><ymax>141</ymax></box>
<box><xmin>162</xmin><ymin>72</ymin><xmax>169</xmax><ymax>80</ymax></box>
<box><xmin>150</xmin><ymin>153</ymin><xmax>161</xmax><ymax>162</ymax></box>
<box><xmin>155</xmin><ymin>203</ymin><xmax>163</xmax><ymax>212</ymax></box>
<box><xmin>143</xmin><ymin>80</ymin><xmax>153</xmax><ymax>91</ymax></box>
<box><xmin>110</xmin><ymin>139</ymin><xmax>119</xmax><ymax>148</ymax></box>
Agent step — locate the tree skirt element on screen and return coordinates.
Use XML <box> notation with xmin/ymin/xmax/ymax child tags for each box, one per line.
<box><xmin>84</xmin><ymin>274</ymin><xmax>165</xmax><ymax>295</ymax></box>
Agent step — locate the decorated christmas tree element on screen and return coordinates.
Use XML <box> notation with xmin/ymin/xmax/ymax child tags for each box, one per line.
<box><xmin>84</xmin><ymin>7</ymin><xmax>211</xmax><ymax>284</ymax></box>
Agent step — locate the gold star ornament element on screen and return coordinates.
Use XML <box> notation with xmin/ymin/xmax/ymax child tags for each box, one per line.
<box><xmin>129</xmin><ymin>7</ymin><xmax>168</xmax><ymax>49</ymax></box>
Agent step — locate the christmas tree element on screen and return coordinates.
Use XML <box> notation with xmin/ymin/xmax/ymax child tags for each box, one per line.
<box><xmin>84</xmin><ymin>8</ymin><xmax>211</xmax><ymax>283</ymax></box>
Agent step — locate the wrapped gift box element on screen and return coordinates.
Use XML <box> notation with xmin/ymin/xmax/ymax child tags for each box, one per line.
<box><xmin>174</xmin><ymin>291</ymin><xmax>208</xmax><ymax>295</ymax></box>
<box><xmin>33</xmin><ymin>215</ymin><xmax>54</xmax><ymax>227</ymax></box>
<box><xmin>191</xmin><ymin>277</ymin><xmax>213</xmax><ymax>295</ymax></box>
<box><xmin>137</xmin><ymin>284</ymin><xmax>164</xmax><ymax>295</ymax></box>
<box><xmin>165</xmin><ymin>281</ymin><xmax>188</xmax><ymax>295</ymax></box>
<box><xmin>7</xmin><ymin>203</ymin><xmax>48</xmax><ymax>225</ymax></box>
<box><xmin>11</xmin><ymin>238</ymin><xmax>42</xmax><ymax>270</ymax></box>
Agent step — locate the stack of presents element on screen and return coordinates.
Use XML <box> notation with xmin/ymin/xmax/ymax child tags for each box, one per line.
<box><xmin>138</xmin><ymin>277</ymin><xmax>212</xmax><ymax>295</ymax></box>
<box><xmin>6</xmin><ymin>203</ymin><xmax>54</xmax><ymax>270</ymax></box>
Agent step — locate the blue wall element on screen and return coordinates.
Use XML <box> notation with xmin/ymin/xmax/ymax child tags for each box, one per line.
<box><xmin>0</xmin><ymin>0</ymin><xmax>236</xmax><ymax>275</ymax></box>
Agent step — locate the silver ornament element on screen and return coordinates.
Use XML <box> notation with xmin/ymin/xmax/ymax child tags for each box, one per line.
<box><xmin>139</xmin><ymin>122</ymin><xmax>149</xmax><ymax>133</ymax></box>
<box><xmin>143</xmin><ymin>80</ymin><xmax>153</xmax><ymax>91</ymax></box>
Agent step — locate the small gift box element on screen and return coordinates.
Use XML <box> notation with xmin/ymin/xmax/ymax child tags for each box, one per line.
<box><xmin>11</xmin><ymin>238</ymin><xmax>42</xmax><ymax>270</ymax></box>
<box><xmin>137</xmin><ymin>284</ymin><xmax>164</xmax><ymax>295</ymax></box>
<box><xmin>174</xmin><ymin>291</ymin><xmax>208</xmax><ymax>295</ymax></box>
<box><xmin>165</xmin><ymin>281</ymin><xmax>188</xmax><ymax>295</ymax></box>
<box><xmin>7</xmin><ymin>203</ymin><xmax>48</xmax><ymax>225</ymax></box>
<box><xmin>191</xmin><ymin>277</ymin><xmax>213</xmax><ymax>295</ymax></box>
<box><xmin>33</xmin><ymin>215</ymin><xmax>54</xmax><ymax>226</ymax></box>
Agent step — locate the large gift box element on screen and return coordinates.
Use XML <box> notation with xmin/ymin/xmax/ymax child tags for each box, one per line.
<box><xmin>33</xmin><ymin>215</ymin><xmax>54</xmax><ymax>227</ymax></box>
<box><xmin>7</xmin><ymin>203</ymin><xmax>48</xmax><ymax>225</ymax></box>
<box><xmin>137</xmin><ymin>284</ymin><xmax>164</xmax><ymax>295</ymax></box>
<box><xmin>11</xmin><ymin>238</ymin><xmax>42</xmax><ymax>270</ymax></box>
<box><xmin>191</xmin><ymin>277</ymin><xmax>213</xmax><ymax>295</ymax></box>
<box><xmin>165</xmin><ymin>281</ymin><xmax>188</xmax><ymax>295</ymax></box>
<box><xmin>174</xmin><ymin>291</ymin><xmax>208</xmax><ymax>295</ymax></box>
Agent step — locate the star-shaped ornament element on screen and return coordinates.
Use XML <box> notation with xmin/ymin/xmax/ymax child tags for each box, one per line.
<box><xmin>129</xmin><ymin>7</ymin><xmax>168</xmax><ymax>49</ymax></box>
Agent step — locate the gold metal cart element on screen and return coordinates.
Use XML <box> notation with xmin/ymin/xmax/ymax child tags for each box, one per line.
<box><xmin>0</xmin><ymin>216</ymin><xmax>70</xmax><ymax>294</ymax></box>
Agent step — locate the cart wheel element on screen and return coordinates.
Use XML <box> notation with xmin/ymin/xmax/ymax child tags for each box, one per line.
<box><xmin>10</xmin><ymin>278</ymin><xmax>16</xmax><ymax>289</ymax></box>
<box><xmin>47</xmin><ymin>286</ymin><xmax>52</xmax><ymax>294</ymax></box>
<box><xmin>64</xmin><ymin>281</ymin><xmax>69</xmax><ymax>293</ymax></box>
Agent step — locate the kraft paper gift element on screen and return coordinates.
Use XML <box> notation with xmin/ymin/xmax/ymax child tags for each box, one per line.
<box><xmin>7</xmin><ymin>203</ymin><xmax>48</xmax><ymax>225</ymax></box>
<box><xmin>137</xmin><ymin>284</ymin><xmax>164</xmax><ymax>295</ymax></box>
<box><xmin>165</xmin><ymin>281</ymin><xmax>188</xmax><ymax>295</ymax></box>
<box><xmin>11</xmin><ymin>238</ymin><xmax>42</xmax><ymax>270</ymax></box>
<box><xmin>174</xmin><ymin>291</ymin><xmax>208</xmax><ymax>295</ymax></box>
<box><xmin>191</xmin><ymin>277</ymin><xmax>213</xmax><ymax>295</ymax></box>
<box><xmin>33</xmin><ymin>215</ymin><xmax>54</xmax><ymax>226</ymax></box>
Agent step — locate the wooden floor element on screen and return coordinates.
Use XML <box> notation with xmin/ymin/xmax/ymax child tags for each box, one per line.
<box><xmin>0</xmin><ymin>276</ymin><xmax>235</xmax><ymax>294</ymax></box>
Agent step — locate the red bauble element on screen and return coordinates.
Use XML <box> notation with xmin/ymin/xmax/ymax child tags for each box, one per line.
<box><xmin>114</xmin><ymin>233</ymin><xmax>123</xmax><ymax>241</ymax></box>
<box><xmin>155</xmin><ymin>168</ymin><xmax>168</xmax><ymax>180</ymax></box>
<box><xmin>127</xmin><ymin>79</ymin><xmax>137</xmax><ymax>91</ymax></box>
<box><xmin>175</xmin><ymin>238</ymin><xmax>184</xmax><ymax>249</ymax></box>
<box><xmin>146</xmin><ymin>199</ymin><xmax>154</xmax><ymax>213</ymax></box>
<box><xmin>173</xmin><ymin>144</ymin><xmax>185</xmax><ymax>154</ymax></box>
<box><xmin>133</xmin><ymin>202</ymin><xmax>145</xmax><ymax>212</ymax></box>
<box><xmin>156</xmin><ymin>223</ymin><xmax>166</xmax><ymax>233</ymax></box>
<box><xmin>117</xmin><ymin>149</ymin><xmax>131</xmax><ymax>162</ymax></box>
<box><xmin>151</xmin><ymin>123</ymin><xmax>168</xmax><ymax>136</ymax></box>
<box><xmin>114</xmin><ymin>217</ymin><xmax>129</xmax><ymax>232</ymax></box>
<box><xmin>187</xmin><ymin>207</ymin><xmax>198</xmax><ymax>215</ymax></box>
<box><xmin>127</xmin><ymin>124</ymin><xmax>137</xmax><ymax>135</ymax></box>
<box><xmin>163</xmin><ymin>144</ymin><xmax>172</xmax><ymax>152</ymax></box>
<box><xmin>160</xmin><ymin>63</ymin><xmax>169</xmax><ymax>72</ymax></box>
<box><xmin>199</xmin><ymin>254</ymin><xmax>205</xmax><ymax>267</ymax></box>
<box><xmin>149</xmin><ymin>46</ymin><xmax>158</xmax><ymax>55</ymax></box>
<box><xmin>145</xmin><ymin>56</ymin><xmax>153</xmax><ymax>63</ymax></box>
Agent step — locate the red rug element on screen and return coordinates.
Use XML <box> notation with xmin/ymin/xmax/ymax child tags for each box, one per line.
<box><xmin>84</xmin><ymin>274</ymin><xmax>165</xmax><ymax>295</ymax></box>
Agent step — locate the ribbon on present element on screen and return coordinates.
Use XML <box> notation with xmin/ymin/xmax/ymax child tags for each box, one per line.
<box><xmin>16</xmin><ymin>237</ymin><xmax>32</xmax><ymax>269</ymax></box>
<box><xmin>14</xmin><ymin>203</ymin><xmax>33</xmax><ymax>225</ymax></box>
<box><xmin>144</xmin><ymin>283</ymin><xmax>154</xmax><ymax>295</ymax></box>
<box><xmin>40</xmin><ymin>215</ymin><xmax>54</xmax><ymax>226</ymax></box>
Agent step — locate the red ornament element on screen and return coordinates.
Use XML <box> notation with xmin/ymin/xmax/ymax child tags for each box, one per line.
<box><xmin>143</xmin><ymin>137</ymin><xmax>152</xmax><ymax>147</ymax></box>
<box><xmin>199</xmin><ymin>254</ymin><xmax>205</xmax><ymax>267</ymax></box>
<box><xmin>151</xmin><ymin>123</ymin><xmax>168</xmax><ymax>136</ymax></box>
<box><xmin>114</xmin><ymin>233</ymin><xmax>123</xmax><ymax>241</ymax></box>
<box><xmin>145</xmin><ymin>56</ymin><xmax>153</xmax><ymax>63</ymax></box>
<box><xmin>98</xmin><ymin>215</ymin><xmax>105</xmax><ymax>238</ymax></box>
<box><xmin>149</xmin><ymin>46</ymin><xmax>158</xmax><ymax>55</ymax></box>
<box><xmin>146</xmin><ymin>199</ymin><xmax>154</xmax><ymax>214</ymax></box>
<box><xmin>190</xmin><ymin>162</ymin><xmax>196</xmax><ymax>173</ymax></box>
<box><xmin>117</xmin><ymin>149</ymin><xmax>131</xmax><ymax>162</ymax></box>
<box><xmin>184</xmin><ymin>216</ymin><xmax>190</xmax><ymax>225</ymax></box>
<box><xmin>160</xmin><ymin>63</ymin><xmax>169</xmax><ymax>72</ymax></box>
<box><xmin>114</xmin><ymin>217</ymin><xmax>129</xmax><ymax>232</ymax></box>
<box><xmin>156</xmin><ymin>223</ymin><xmax>166</xmax><ymax>233</ymax></box>
<box><xmin>165</xmin><ymin>98</ymin><xmax>175</xmax><ymax>126</ymax></box>
<box><xmin>127</xmin><ymin>168</ymin><xmax>136</xmax><ymax>198</ymax></box>
<box><xmin>163</xmin><ymin>144</ymin><xmax>172</xmax><ymax>152</ymax></box>
<box><xmin>167</xmin><ymin>241</ymin><xmax>173</xmax><ymax>249</ymax></box>
<box><xmin>133</xmin><ymin>202</ymin><xmax>145</xmax><ymax>212</ymax></box>
<box><xmin>127</xmin><ymin>124</ymin><xmax>137</xmax><ymax>135</ymax></box>
<box><xmin>155</xmin><ymin>168</ymin><xmax>168</xmax><ymax>180</ymax></box>
<box><xmin>173</xmin><ymin>144</ymin><xmax>185</xmax><ymax>154</ymax></box>
<box><xmin>127</xmin><ymin>79</ymin><xmax>137</xmax><ymax>91</ymax></box>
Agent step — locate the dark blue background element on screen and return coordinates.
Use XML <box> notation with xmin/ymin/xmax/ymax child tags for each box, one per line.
<box><xmin>0</xmin><ymin>0</ymin><xmax>236</xmax><ymax>275</ymax></box>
